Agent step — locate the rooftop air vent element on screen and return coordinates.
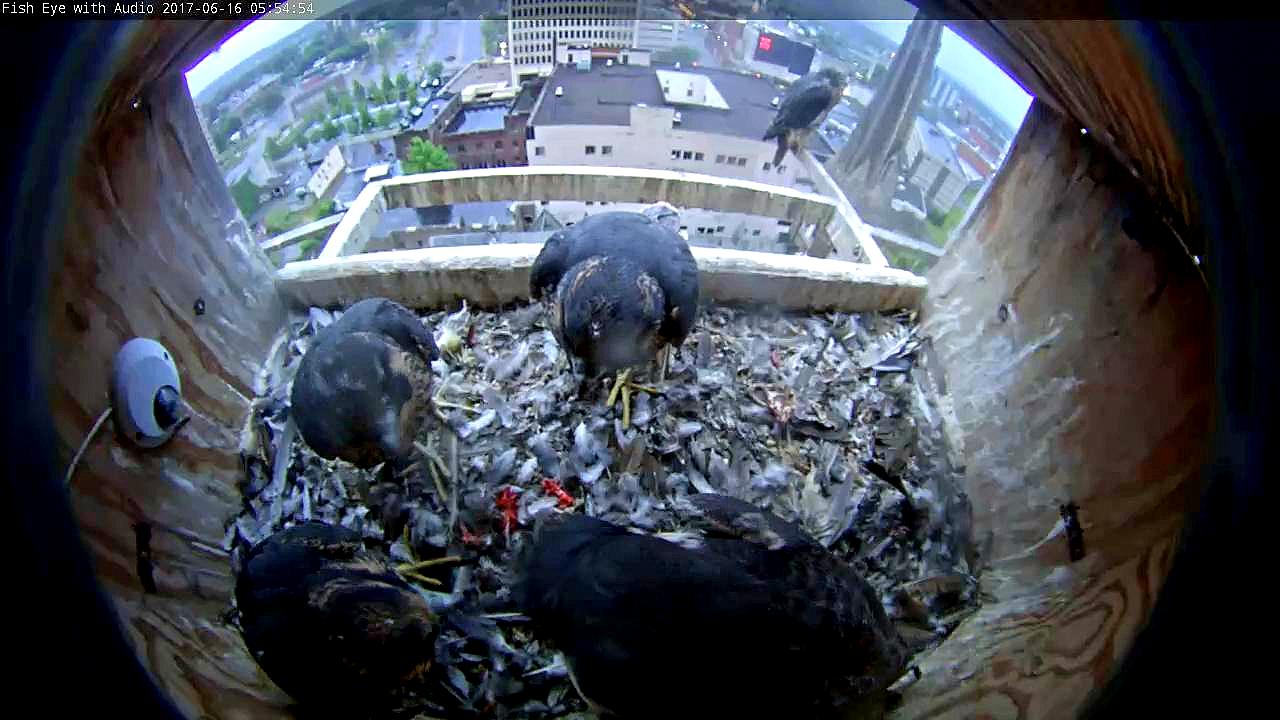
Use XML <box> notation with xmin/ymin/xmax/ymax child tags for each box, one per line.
<box><xmin>770</xmin><ymin>97</ymin><xmax>781</xmax><ymax>108</ymax></box>
<box><xmin>555</xmin><ymin>86</ymin><xmax>564</xmax><ymax>97</ymax></box>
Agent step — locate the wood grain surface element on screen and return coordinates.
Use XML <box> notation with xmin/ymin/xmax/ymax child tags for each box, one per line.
<box><xmin>900</xmin><ymin>101</ymin><xmax>1211</xmax><ymax>719</ymax></box>
<box><xmin>50</xmin><ymin>23</ymin><xmax>291</xmax><ymax>717</ymax></box>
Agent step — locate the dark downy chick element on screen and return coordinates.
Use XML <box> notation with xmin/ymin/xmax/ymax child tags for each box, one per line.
<box><xmin>530</xmin><ymin>212</ymin><xmax>699</xmax><ymax>422</ymax></box>
<box><xmin>555</xmin><ymin>255</ymin><xmax>665</xmax><ymax>378</ymax></box>
<box><xmin>291</xmin><ymin>298</ymin><xmax>438</xmax><ymax>473</ymax></box>
<box><xmin>235</xmin><ymin>522</ymin><xmax>436</xmax><ymax>710</ymax></box>
<box><xmin>763</xmin><ymin>67</ymin><xmax>848</xmax><ymax>168</ymax></box>
<box><xmin>514</xmin><ymin>495</ymin><xmax>910</xmax><ymax>719</ymax></box>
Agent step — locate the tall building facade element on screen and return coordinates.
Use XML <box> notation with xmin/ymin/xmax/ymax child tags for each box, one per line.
<box><xmin>508</xmin><ymin>0</ymin><xmax>642</xmax><ymax>85</ymax></box>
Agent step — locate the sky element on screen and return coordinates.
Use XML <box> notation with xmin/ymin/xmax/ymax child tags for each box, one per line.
<box><xmin>185</xmin><ymin>19</ymin><xmax>316</xmax><ymax>98</ymax></box>
<box><xmin>859</xmin><ymin>20</ymin><xmax>1033</xmax><ymax>129</ymax></box>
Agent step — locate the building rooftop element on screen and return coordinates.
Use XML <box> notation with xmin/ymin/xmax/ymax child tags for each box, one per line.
<box><xmin>344</xmin><ymin>140</ymin><xmax>392</xmax><ymax>171</ymax></box>
<box><xmin>916</xmin><ymin>117</ymin><xmax>963</xmax><ymax>175</ymax></box>
<box><xmin>531</xmin><ymin>61</ymin><xmax>832</xmax><ymax>154</ymax></box>
<box><xmin>330</xmin><ymin>171</ymin><xmax>366</xmax><ymax>208</ymax></box>
<box><xmin>511</xmin><ymin>81</ymin><xmax>542</xmax><ymax>115</ymax></box>
<box><xmin>408</xmin><ymin>92</ymin><xmax>453</xmax><ymax>132</ymax></box>
<box><xmin>374</xmin><ymin>202</ymin><xmax>515</xmax><ymax>237</ymax></box>
<box><xmin>443</xmin><ymin>60</ymin><xmax>513</xmax><ymax>95</ymax></box>
<box><xmin>426</xmin><ymin>229</ymin><xmax>559</xmax><ymax>248</ymax></box>
<box><xmin>893</xmin><ymin>180</ymin><xmax>926</xmax><ymax>213</ymax></box>
<box><xmin>305</xmin><ymin>143</ymin><xmax>337</xmax><ymax>166</ymax></box>
<box><xmin>445</xmin><ymin>103</ymin><xmax>510</xmax><ymax>135</ymax></box>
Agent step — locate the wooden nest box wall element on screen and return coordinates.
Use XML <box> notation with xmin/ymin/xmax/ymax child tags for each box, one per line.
<box><xmin>47</xmin><ymin>13</ymin><xmax>1212</xmax><ymax>720</ymax></box>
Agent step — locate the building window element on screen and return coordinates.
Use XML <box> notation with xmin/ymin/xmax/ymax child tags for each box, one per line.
<box><xmin>686</xmin><ymin>86</ymin><xmax>693</xmax><ymax>97</ymax></box>
<box><xmin>777</xmin><ymin>164</ymin><xmax>787</xmax><ymax>172</ymax></box>
<box><xmin>682</xmin><ymin>150</ymin><xmax>693</xmax><ymax>160</ymax></box>
<box><xmin>535</xmin><ymin>146</ymin><xmax>545</xmax><ymax>156</ymax></box>
<box><xmin>763</xmin><ymin>162</ymin><xmax>772</xmax><ymax>171</ymax></box>
<box><xmin>737</xmin><ymin>157</ymin><xmax>747</xmax><ymax>167</ymax></box>
<box><xmin>694</xmin><ymin>152</ymin><xmax>704</xmax><ymax>161</ymax></box>
<box><xmin>457</xmin><ymin>145</ymin><xmax>466</xmax><ymax>152</ymax></box>
<box><xmin>495</xmin><ymin>140</ymin><xmax>504</xmax><ymax>149</ymax></box>
<box><xmin>716</xmin><ymin>225</ymin><xmax>726</xmax><ymax>233</ymax></box>
<box><xmin>752</xmin><ymin>229</ymin><xmax>761</xmax><ymax>236</ymax></box>
<box><xmin>670</xmin><ymin>149</ymin><xmax>680</xmax><ymax>160</ymax></box>
<box><xmin>715</xmin><ymin>154</ymin><xmax>725</xmax><ymax>164</ymax></box>
<box><xmin>601</xmin><ymin>145</ymin><xmax>613</xmax><ymax>155</ymax></box>
<box><xmin>585</xmin><ymin>145</ymin><xmax>596</xmax><ymax>155</ymax></box>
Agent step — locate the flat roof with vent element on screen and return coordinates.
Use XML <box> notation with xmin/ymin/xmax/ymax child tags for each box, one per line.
<box><xmin>530</xmin><ymin>61</ymin><xmax>828</xmax><ymax>153</ymax></box>
<box><xmin>655</xmin><ymin>70</ymin><xmax>731</xmax><ymax>109</ymax></box>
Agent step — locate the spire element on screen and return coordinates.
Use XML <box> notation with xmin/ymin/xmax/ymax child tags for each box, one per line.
<box><xmin>827</xmin><ymin>15</ymin><xmax>942</xmax><ymax>218</ymax></box>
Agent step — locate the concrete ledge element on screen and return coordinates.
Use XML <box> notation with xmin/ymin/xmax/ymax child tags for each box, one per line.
<box><xmin>275</xmin><ymin>244</ymin><xmax>926</xmax><ymax>312</ymax></box>
<box><xmin>799</xmin><ymin>150</ymin><xmax>892</xmax><ymax>266</ymax></box>
<box><xmin>259</xmin><ymin>214</ymin><xmax>343</xmax><ymax>252</ymax></box>
<box><xmin>867</xmin><ymin>225</ymin><xmax>946</xmax><ymax>257</ymax></box>
<box><xmin>378</xmin><ymin>166</ymin><xmax>839</xmax><ymax>229</ymax></box>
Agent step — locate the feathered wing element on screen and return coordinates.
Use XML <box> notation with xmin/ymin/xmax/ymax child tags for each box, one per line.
<box><xmin>329</xmin><ymin>298</ymin><xmax>438</xmax><ymax>364</ymax></box>
<box><xmin>764</xmin><ymin>76</ymin><xmax>835</xmax><ymax>139</ymax></box>
<box><xmin>530</xmin><ymin>229</ymin><xmax>572</xmax><ymax>300</ymax></box>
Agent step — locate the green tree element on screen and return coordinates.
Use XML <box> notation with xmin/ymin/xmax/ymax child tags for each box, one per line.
<box><xmin>380</xmin><ymin>72</ymin><xmax>394</xmax><ymax>102</ymax></box>
<box><xmin>264</xmin><ymin>136</ymin><xmax>290</xmax><ymax>161</ymax></box>
<box><xmin>427</xmin><ymin>60</ymin><xmax>444</xmax><ymax>80</ymax></box>
<box><xmin>375</xmin><ymin>33</ymin><xmax>393</xmax><ymax>68</ymax></box>
<box><xmin>408</xmin><ymin>88</ymin><xmax>420</xmax><ymax>107</ymax></box>
<box><xmin>655</xmin><ymin>45</ymin><xmax>701</xmax><ymax>65</ymax></box>
<box><xmin>368</xmin><ymin>83</ymin><xmax>384</xmax><ymax>105</ymax></box>
<box><xmin>324</xmin><ymin>87</ymin><xmax>339</xmax><ymax>106</ymax></box>
<box><xmin>212</xmin><ymin>115</ymin><xmax>244</xmax><ymax>152</ymax></box>
<box><xmin>480</xmin><ymin>18</ymin><xmax>505</xmax><ymax>54</ymax></box>
<box><xmin>352</xmin><ymin>79</ymin><xmax>367</xmax><ymax>102</ymax></box>
<box><xmin>374</xmin><ymin>108</ymin><xmax>395</xmax><ymax>127</ymax></box>
<box><xmin>358</xmin><ymin>103</ymin><xmax>374</xmax><ymax>132</ymax></box>
<box><xmin>345</xmin><ymin>118</ymin><xmax>360</xmax><ymax>135</ymax></box>
<box><xmin>395</xmin><ymin>72</ymin><xmax>411</xmax><ymax>98</ymax></box>
<box><xmin>386</xmin><ymin>20</ymin><xmax>416</xmax><ymax>39</ymax></box>
<box><xmin>244</xmin><ymin>88</ymin><xmax>284</xmax><ymax>118</ymax></box>
<box><xmin>401</xmin><ymin>137</ymin><xmax>455</xmax><ymax>174</ymax></box>
<box><xmin>229</xmin><ymin>175</ymin><xmax>263</xmax><ymax>218</ymax></box>
<box><xmin>320</xmin><ymin>118</ymin><xmax>342</xmax><ymax>141</ymax></box>
<box><xmin>327</xmin><ymin>41</ymin><xmax>371</xmax><ymax>63</ymax></box>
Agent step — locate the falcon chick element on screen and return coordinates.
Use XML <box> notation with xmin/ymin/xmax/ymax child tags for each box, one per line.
<box><xmin>291</xmin><ymin>298</ymin><xmax>438</xmax><ymax>475</ymax></box>
<box><xmin>235</xmin><ymin>522</ymin><xmax>436</xmax><ymax>709</ymax></box>
<box><xmin>763</xmin><ymin>67</ymin><xmax>848</xmax><ymax>168</ymax></box>
<box><xmin>530</xmin><ymin>211</ymin><xmax>699</xmax><ymax>424</ymax></box>
<box><xmin>514</xmin><ymin>494</ymin><xmax>911</xmax><ymax>719</ymax></box>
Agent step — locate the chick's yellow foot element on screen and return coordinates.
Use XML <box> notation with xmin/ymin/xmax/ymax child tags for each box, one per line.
<box><xmin>604</xmin><ymin>369</ymin><xmax>660</xmax><ymax>428</ymax></box>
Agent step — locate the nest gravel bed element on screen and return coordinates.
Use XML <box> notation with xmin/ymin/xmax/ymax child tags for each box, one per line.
<box><xmin>227</xmin><ymin>300</ymin><xmax>978</xmax><ymax>718</ymax></box>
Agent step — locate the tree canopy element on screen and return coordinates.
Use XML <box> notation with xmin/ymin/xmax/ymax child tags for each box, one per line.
<box><xmin>402</xmin><ymin>137</ymin><xmax>455</xmax><ymax>174</ymax></box>
<box><xmin>655</xmin><ymin>45</ymin><xmax>701</xmax><ymax>66</ymax></box>
<box><xmin>327</xmin><ymin>41</ymin><xmax>371</xmax><ymax>64</ymax></box>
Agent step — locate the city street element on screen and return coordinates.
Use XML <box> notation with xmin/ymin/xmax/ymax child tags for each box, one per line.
<box><xmin>224</xmin><ymin>21</ymin><xmax>487</xmax><ymax>185</ymax></box>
